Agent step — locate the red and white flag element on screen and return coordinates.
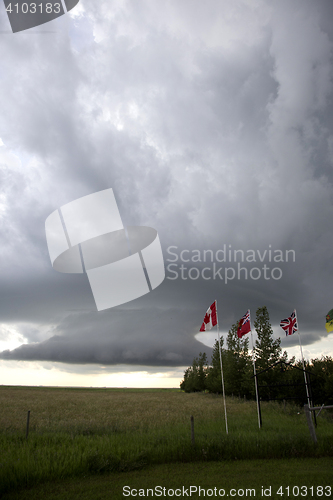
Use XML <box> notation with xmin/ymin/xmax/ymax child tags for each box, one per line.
<box><xmin>200</xmin><ymin>301</ymin><xmax>217</xmax><ymax>331</ymax></box>
<box><xmin>237</xmin><ymin>310</ymin><xmax>251</xmax><ymax>338</ymax></box>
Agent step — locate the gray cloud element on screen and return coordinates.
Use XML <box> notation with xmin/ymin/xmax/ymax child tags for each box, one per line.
<box><xmin>0</xmin><ymin>296</ymin><xmax>214</xmax><ymax>366</ymax></box>
<box><xmin>0</xmin><ymin>0</ymin><xmax>332</xmax><ymax>368</ymax></box>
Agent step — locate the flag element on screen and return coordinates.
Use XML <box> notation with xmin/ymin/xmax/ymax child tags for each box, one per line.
<box><xmin>325</xmin><ymin>309</ymin><xmax>333</xmax><ymax>333</ymax></box>
<box><xmin>280</xmin><ymin>309</ymin><xmax>298</xmax><ymax>336</ymax></box>
<box><xmin>200</xmin><ymin>301</ymin><xmax>217</xmax><ymax>331</ymax></box>
<box><xmin>237</xmin><ymin>310</ymin><xmax>251</xmax><ymax>338</ymax></box>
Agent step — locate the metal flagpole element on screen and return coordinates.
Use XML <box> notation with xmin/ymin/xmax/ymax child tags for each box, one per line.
<box><xmin>249</xmin><ymin>310</ymin><xmax>261</xmax><ymax>429</ymax></box>
<box><xmin>296</xmin><ymin>310</ymin><xmax>311</xmax><ymax>408</ymax></box>
<box><xmin>215</xmin><ymin>300</ymin><xmax>228</xmax><ymax>435</ymax></box>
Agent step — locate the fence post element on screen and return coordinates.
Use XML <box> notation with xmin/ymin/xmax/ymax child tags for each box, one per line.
<box><xmin>26</xmin><ymin>410</ymin><xmax>30</xmax><ymax>440</ymax></box>
<box><xmin>190</xmin><ymin>415</ymin><xmax>195</xmax><ymax>445</ymax></box>
<box><xmin>304</xmin><ymin>404</ymin><xmax>317</xmax><ymax>444</ymax></box>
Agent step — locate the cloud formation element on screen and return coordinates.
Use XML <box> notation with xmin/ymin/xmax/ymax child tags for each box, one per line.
<box><xmin>0</xmin><ymin>0</ymin><xmax>332</xmax><ymax>368</ymax></box>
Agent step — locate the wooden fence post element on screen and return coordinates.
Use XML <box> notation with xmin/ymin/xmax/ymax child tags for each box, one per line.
<box><xmin>190</xmin><ymin>415</ymin><xmax>195</xmax><ymax>445</ymax></box>
<box><xmin>26</xmin><ymin>410</ymin><xmax>30</xmax><ymax>440</ymax></box>
<box><xmin>304</xmin><ymin>404</ymin><xmax>317</xmax><ymax>444</ymax></box>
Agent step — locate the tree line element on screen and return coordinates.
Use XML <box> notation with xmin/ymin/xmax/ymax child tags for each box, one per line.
<box><xmin>180</xmin><ymin>306</ymin><xmax>333</xmax><ymax>406</ymax></box>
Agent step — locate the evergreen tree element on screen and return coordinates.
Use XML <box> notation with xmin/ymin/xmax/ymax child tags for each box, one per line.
<box><xmin>253</xmin><ymin>306</ymin><xmax>286</xmax><ymax>400</ymax></box>
<box><xmin>307</xmin><ymin>356</ymin><xmax>333</xmax><ymax>405</ymax></box>
<box><xmin>180</xmin><ymin>307</ymin><xmax>333</xmax><ymax>405</ymax></box>
<box><xmin>224</xmin><ymin>322</ymin><xmax>252</xmax><ymax>398</ymax></box>
<box><xmin>180</xmin><ymin>366</ymin><xmax>194</xmax><ymax>392</ymax></box>
<box><xmin>205</xmin><ymin>337</ymin><xmax>224</xmax><ymax>393</ymax></box>
<box><xmin>196</xmin><ymin>351</ymin><xmax>208</xmax><ymax>391</ymax></box>
<box><xmin>254</xmin><ymin>306</ymin><xmax>282</xmax><ymax>370</ymax></box>
<box><xmin>180</xmin><ymin>352</ymin><xmax>207</xmax><ymax>392</ymax></box>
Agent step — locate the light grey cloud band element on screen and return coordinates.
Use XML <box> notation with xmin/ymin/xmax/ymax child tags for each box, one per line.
<box><xmin>45</xmin><ymin>189</ymin><xmax>165</xmax><ymax>311</ymax></box>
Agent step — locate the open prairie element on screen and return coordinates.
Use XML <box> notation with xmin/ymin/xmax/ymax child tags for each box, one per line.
<box><xmin>1</xmin><ymin>386</ymin><xmax>332</xmax><ymax>498</ymax></box>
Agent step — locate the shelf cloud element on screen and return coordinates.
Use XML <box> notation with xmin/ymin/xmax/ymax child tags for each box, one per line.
<box><xmin>0</xmin><ymin>0</ymin><xmax>333</xmax><ymax>369</ymax></box>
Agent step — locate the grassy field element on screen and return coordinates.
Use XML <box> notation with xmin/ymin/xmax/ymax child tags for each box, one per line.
<box><xmin>2</xmin><ymin>459</ymin><xmax>333</xmax><ymax>500</ymax></box>
<box><xmin>0</xmin><ymin>386</ymin><xmax>332</xmax><ymax>497</ymax></box>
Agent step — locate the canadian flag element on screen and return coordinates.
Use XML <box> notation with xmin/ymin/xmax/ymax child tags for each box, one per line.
<box><xmin>200</xmin><ymin>301</ymin><xmax>217</xmax><ymax>331</ymax></box>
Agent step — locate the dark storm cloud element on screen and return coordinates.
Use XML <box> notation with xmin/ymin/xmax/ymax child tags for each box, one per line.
<box><xmin>0</xmin><ymin>0</ymin><xmax>333</xmax><ymax>367</ymax></box>
<box><xmin>0</xmin><ymin>283</ymin><xmax>214</xmax><ymax>365</ymax></box>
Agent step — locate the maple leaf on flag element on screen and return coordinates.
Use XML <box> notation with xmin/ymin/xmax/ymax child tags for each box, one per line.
<box><xmin>280</xmin><ymin>310</ymin><xmax>298</xmax><ymax>336</ymax></box>
<box><xmin>200</xmin><ymin>301</ymin><xmax>217</xmax><ymax>331</ymax></box>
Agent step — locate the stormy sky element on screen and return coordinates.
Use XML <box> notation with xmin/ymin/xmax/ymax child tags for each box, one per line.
<box><xmin>0</xmin><ymin>0</ymin><xmax>333</xmax><ymax>386</ymax></box>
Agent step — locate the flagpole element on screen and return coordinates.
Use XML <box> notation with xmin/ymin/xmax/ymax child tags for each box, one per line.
<box><xmin>296</xmin><ymin>310</ymin><xmax>311</xmax><ymax>408</ymax></box>
<box><xmin>249</xmin><ymin>310</ymin><xmax>261</xmax><ymax>429</ymax></box>
<box><xmin>215</xmin><ymin>300</ymin><xmax>228</xmax><ymax>435</ymax></box>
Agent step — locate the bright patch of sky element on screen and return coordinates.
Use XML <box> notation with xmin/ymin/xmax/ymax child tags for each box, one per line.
<box><xmin>0</xmin><ymin>360</ymin><xmax>184</xmax><ymax>388</ymax></box>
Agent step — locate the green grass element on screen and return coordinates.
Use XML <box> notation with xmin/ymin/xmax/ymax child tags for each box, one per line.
<box><xmin>2</xmin><ymin>459</ymin><xmax>333</xmax><ymax>500</ymax></box>
<box><xmin>0</xmin><ymin>386</ymin><xmax>332</xmax><ymax>497</ymax></box>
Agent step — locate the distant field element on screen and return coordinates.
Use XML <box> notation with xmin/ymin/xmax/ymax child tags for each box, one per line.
<box><xmin>0</xmin><ymin>385</ymin><xmax>218</xmax><ymax>433</ymax></box>
<box><xmin>0</xmin><ymin>386</ymin><xmax>332</xmax><ymax>497</ymax></box>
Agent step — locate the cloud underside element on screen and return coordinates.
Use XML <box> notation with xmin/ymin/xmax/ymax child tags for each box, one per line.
<box><xmin>0</xmin><ymin>307</ymin><xmax>213</xmax><ymax>366</ymax></box>
<box><xmin>0</xmin><ymin>0</ymin><xmax>333</xmax><ymax>366</ymax></box>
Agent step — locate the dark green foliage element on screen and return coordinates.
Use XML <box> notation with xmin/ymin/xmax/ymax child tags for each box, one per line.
<box><xmin>182</xmin><ymin>321</ymin><xmax>253</xmax><ymax>397</ymax></box>
<box><xmin>253</xmin><ymin>306</ymin><xmax>289</xmax><ymax>401</ymax></box>
<box><xmin>254</xmin><ymin>306</ymin><xmax>284</xmax><ymax>370</ymax></box>
<box><xmin>224</xmin><ymin>323</ymin><xmax>252</xmax><ymax>398</ymax></box>
<box><xmin>300</xmin><ymin>356</ymin><xmax>333</xmax><ymax>405</ymax></box>
<box><xmin>180</xmin><ymin>352</ymin><xmax>208</xmax><ymax>392</ymax></box>
<box><xmin>181</xmin><ymin>306</ymin><xmax>333</xmax><ymax>406</ymax></box>
<box><xmin>205</xmin><ymin>338</ymin><xmax>224</xmax><ymax>394</ymax></box>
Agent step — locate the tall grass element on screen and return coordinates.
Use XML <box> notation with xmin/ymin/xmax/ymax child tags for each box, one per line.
<box><xmin>0</xmin><ymin>387</ymin><xmax>332</xmax><ymax>495</ymax></box>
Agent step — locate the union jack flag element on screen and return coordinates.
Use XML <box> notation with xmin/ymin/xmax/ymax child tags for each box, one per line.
<box><xmin>280</xmin><ymin>309</ymin><xmax>298</xmax><ymax>336</ymax></box>
<box><xmin>237</xmin><ymin>309</ymin><xmax>251</xmax><ymax>338</ymax></box>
